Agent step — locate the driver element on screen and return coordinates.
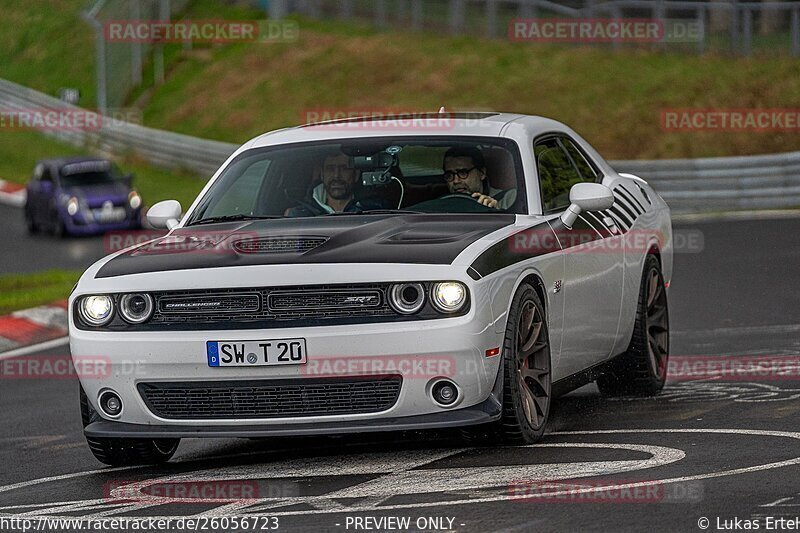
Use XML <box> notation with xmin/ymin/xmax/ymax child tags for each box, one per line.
<box><xmin>286</xmin><ymin>151</ymin><xmax>384</xmax><ymax>216</ymax></box>
<box><xmin>442</xmin><ymin>146</ymin><xmax>516</xmax><ymax>210</ymax></box>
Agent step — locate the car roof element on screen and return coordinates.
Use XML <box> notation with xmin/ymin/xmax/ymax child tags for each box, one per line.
<box><xmin>242</xmin><ymin>112</ymin><xmax>567</xmax><ymax>149</ymax></box>
<box><xmin>38</xmin><ymin>156</ymin><xmax>111</xmax><ymax>169</ymax></box>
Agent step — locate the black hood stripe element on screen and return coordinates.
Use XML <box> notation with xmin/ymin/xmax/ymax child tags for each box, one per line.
<box><xmin>469</xmin><ymin>220</ymin><xmax>556</xmax><ymax>278</ymax></box>
<box><xmin>95</xmin><ymin>214</ymin><xmax>516</xmax><ymax>278</ymax></box>
<box><xmin>469</xmin><ymin>215</ymin><xmax>607</xmax><ymax>278</ymax></box>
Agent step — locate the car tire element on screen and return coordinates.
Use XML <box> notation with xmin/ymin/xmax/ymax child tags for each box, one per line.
<box><xmin>80</xmin><ymin>386</ymin><xmax>179</xmax><ymax>466</ymax></box>
<box><xmin>51</xmin><ymin>215</ymin><xmax>65</xmax><ymax>238</ymax></box>
<box><xmin>596</xmin><ymin>254</ymin><xmax>669</xmax><ymax>397</ymax></box>
<box><xmin>24</xmin><ymin>206</ymin><xmax>38</xmax><ymax>234</ymax></box>
<box><xmin>462</xmin><ymin>283</ymin><xmax>551</xmax><ymax>445</ymax></box>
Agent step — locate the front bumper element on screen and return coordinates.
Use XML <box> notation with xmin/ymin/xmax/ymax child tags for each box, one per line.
<box><xmin>71</xmin><ymin>303</ymin><xmax>505</xmax><ymax>435</ymax></box>
<box><xmin>61</xmin><ymin>207</ymin><xmax>142</xmax><ymax>235</ymax></box>
<box><xmin>84</xmin><ymin>392</ymin><xmax>502</xmax><ymax>438</ymax></box>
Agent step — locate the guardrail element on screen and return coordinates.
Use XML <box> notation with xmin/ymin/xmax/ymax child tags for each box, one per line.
<box><xmin>615</xmin><ymin>153</ymin><xmax>800</xmax><ymax>212</ymax></box>
<box><xmin>1</xmin><ymin>77</ymin><xmax>798</xmax><ymax>213</ymax></box>
<box><xmin>0</xmin><ymin>78</ymin><xmax>234</xmax><ymax>177</ymax></box>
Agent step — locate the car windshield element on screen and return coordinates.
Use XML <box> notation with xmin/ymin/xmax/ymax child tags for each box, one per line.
<box><xmin>59</xmin><ymin>161</ymin><xmax>124</xmax><ymax>188</ymax></box>
<box><xmin>187</xmin><ymin>137</ymin><xmax>524</xmax><ymax>225</ymax></box>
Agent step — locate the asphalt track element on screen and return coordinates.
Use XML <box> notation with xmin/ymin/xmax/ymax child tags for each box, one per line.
<box><xmin>2</xmin><ymin>203</ymin><xmax>800</xmax><ymax>532</ymax></box>
<box><xmin>0</xmin><ymin>203</ymin><xmax>107</xmax><ymax>273</ymax></box>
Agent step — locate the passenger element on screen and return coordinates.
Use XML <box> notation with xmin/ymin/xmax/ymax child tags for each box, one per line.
<box><xmin>286</xmin><ymin>152</ymin><xmax>383</xmax><ymax>216</ymax></box>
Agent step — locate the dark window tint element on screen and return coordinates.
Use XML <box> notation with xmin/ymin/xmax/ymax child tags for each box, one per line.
<box><xmin>562</xmin><ymin>138</ymin><xmax>599</xmax><ymax>181</ymax></box>
<box><xmin>535</xmin><ymin>138</ymin><xmax>582</xmax><ymax>212</ymax></box>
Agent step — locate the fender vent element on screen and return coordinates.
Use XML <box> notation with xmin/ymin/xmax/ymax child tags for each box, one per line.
<box><xmin>614</xmin><ymin>185</ymin><xmax>645</xmax><ymax>215</ymax></box>
<box><xmin>233</xmin><ymin>236</ymin><xmax>327</xmax><ymax>254</ymax></box>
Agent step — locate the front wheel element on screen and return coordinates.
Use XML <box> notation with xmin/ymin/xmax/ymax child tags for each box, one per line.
<box><xmin>463</xmin><ymin>283</ymin><xmax>551</xmax><ymax>444</ymax></box>
<box><xmin>596</xmin><ymin>254</ymin><xmax>669</xmax><ymax>396</ymax></box>
<box><xmin>24</xmin><ymin>206</ymin><xmax>38</xmax><ymax>234</ymax></box>
<box><xmin>50</xmin><ymin>210</ymin><xmax>66</xmax><ymax>238</ymax></box>
<box><xmin>80</xmin><ymin>386</ymin><xmax>179</xmax><ymax>466</ymax></box>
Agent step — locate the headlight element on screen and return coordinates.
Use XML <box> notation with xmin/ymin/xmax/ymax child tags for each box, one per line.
<box><xmin>128</xmin><ymin>191</ymin><xmax>141</xmax><ymax>209</ymax></box>
<box><xmin>66</xmin><ymin>197</ymin><xmax>79</xmax><ymax>216</ymax></box>
<box><xmin>119</xmin><ymin>293</ymin><xmax>154</xmax><ymax>324</ymax></box>
<box><xmin>430</xmin><ymin>282</ymin><xmax>467</xmax><ymax>313</ymax></box>
<box><xmin>79</xmin><ymin>295</ymin><xmax>114</xmax><ymax>326</ymax></box>
<box><xmin>388</xmin><ymin>283</ymin><xmax>425</xmax><ymax>314</ymax></box>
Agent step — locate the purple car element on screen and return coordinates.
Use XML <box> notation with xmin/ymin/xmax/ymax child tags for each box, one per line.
<box><xmin>24</xmin><ymin>157</ymin><xmax>143</xmax><ymax>237</ymax></box>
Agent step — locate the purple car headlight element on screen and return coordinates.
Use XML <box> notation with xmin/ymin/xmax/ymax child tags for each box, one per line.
<box><xmin>128</xmin><ymin>191</ymin><xmax>142</xmax><ymax>209</ymax></box>
<box><xmin>66</xmin><ymin>197</ymin><xmax>79</xmax><ymax>216</ymax></box>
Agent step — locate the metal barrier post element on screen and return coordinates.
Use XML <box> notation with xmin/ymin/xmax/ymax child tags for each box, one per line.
<box><xmin>130</xmin><ymin>0</ymin><xmax>143</xmax><ymax>86</ymax></box>
<box><xmin>486</xmin><ymin>0</ymin><xmax>497</xmax><ymax>38</ymax></box>
<box><xmin>81</xmin><ymin>3</ymin><xmax>108</xmax><ymax>115</ymax></box>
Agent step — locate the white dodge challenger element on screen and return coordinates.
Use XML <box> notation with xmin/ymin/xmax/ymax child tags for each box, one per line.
<box><xmin>69</xmin><ymin>113</ymin><xmax>672</xmax><ymax>465</ymax></box>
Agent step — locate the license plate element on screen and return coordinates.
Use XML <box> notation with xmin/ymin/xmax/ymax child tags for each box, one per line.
<box><xmin>93</xmin><ymin>207</ymin><xmax>126</xmax><ymax>223</ymax></box>
<box><xmin>207</xmin><ymin>339</ymin><xmax>307</xmax><ymax>367</ymax></box>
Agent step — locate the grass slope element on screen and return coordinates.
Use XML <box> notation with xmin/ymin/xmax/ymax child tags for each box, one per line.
<box><xmin>2</xmin><ymin>1</ymin><xmax>799</xmax><ymax>161</ymax></box>
<box><xmin>0</xmin><ymin>269</ymin><xmax>80</xmax><ymax>314</ymax></box>
<box><xmin>141</xmin><ymin>16</ymin><xmax>800</xmax><ymax>159</ymax></box>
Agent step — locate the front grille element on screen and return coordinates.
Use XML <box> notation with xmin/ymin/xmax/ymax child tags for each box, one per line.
<box><xmin>149</xmin><ymin>284</ymin><xmax>395</xmax><ymax>326</ymax></box>
<box><xmin>138</xmin><ymin>376</ymin><xmax>402</xmax><ymax>419</ymax></box>
<box><xmin>268</xmin><ymin>290</ymin><xmax>382</xmax><ymax>312</ymax></box>
<box><xmin>86</xmin><ymin>199</ymin><xmax>124</xmax><ymax>209</ymax></box>
<box><xmin>233</xmin><ymin>237</ymin><xmax>327</xmax><ymax>254</ymax></box>
<box><xmin>159</xmin><ymin>293</ymin><xmax>260</xmax><ymax>314</ymax></box>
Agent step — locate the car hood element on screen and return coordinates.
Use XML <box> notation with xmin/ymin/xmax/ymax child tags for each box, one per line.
<box><xmin>94</xmin><ymin>214</ymin><xmax>515</xmax><ymax>278</ymax></box>
<box><xmin>62</xmin><ymin>182</ymin><xmax>129</xmax><ymax>206</ymax></box>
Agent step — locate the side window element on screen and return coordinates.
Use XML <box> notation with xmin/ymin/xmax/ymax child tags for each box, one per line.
<box><xmin>40</xmin><ymin>166</ymin><xmax>53</xmax><ymax>182</ymax></box>
<box><xmin>534</xmin><ymin>137</ymin><xmax>582</xmax><ymax>213</ymax></box>
<box><xmin>561</xmin><ymin>138</ymin><xmax>599</xmax><ymax>182</ymax></box>
<box><xmin>205</xmin><ymin>159</ymin><xmax>271</xmax><ymax>217</ymax></box>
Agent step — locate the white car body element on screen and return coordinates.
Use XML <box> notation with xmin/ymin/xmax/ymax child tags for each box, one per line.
<box><xmin>70</xmin><ymin>113</ymin><xmax>672</xmax><ymax>440</ymax></box>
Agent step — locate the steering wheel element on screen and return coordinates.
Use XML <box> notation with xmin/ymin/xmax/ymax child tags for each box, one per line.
<box><xmin>410</xmin><ymin>192</ymin><xmax>496</xmax><ymax>213</ymax></box>
<box><xmin>437</xmin><ymin>193</ymin><xmax>484</xmax><ymax>202</ymax></box>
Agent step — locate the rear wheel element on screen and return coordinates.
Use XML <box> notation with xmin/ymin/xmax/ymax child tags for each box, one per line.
<box><xmin>596</xmin><ymin>254</ymin><xmax>669</xmax><ymax>396</ymax></box>
<box><xmin>463</xmin><ymin>283</ymin><xmax>551</xmax><ymax>444</ymax></box>
<box><xmin>80</xmin><ymin>386</ymin><xmax>179</xmax><ymax>466</ymax></box>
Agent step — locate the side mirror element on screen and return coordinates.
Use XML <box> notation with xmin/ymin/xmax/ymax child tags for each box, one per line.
<box><xmin>147</xmin><ymin>200</ymin><xmax>182</xmax><ymax>230</ymax></box>
<box><xmin>560</xmin><ymin>183</ymin><xmax>614</xmax><ymax>228</ymax></box>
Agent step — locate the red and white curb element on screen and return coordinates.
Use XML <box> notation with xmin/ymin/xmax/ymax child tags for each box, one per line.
<box><xmin>0</xmin><ymin>300</ymin><xmax>68</xmax><ymax>354</ymax></box>
<box><xmin>0</xmin><ymin>179</ymin><xmax>26</xmax><ymax>207</ymax></box>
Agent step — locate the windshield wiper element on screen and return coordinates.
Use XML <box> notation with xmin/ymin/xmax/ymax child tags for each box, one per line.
<box><xmin>190</xmin><ymin>214</ymin><xmax>282</xmax><ymax>226</ymax></box>
<box><xmin>325</xmin><ymin>209</ymin><xmax>423</xmax><ymax>216</ymax></box>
